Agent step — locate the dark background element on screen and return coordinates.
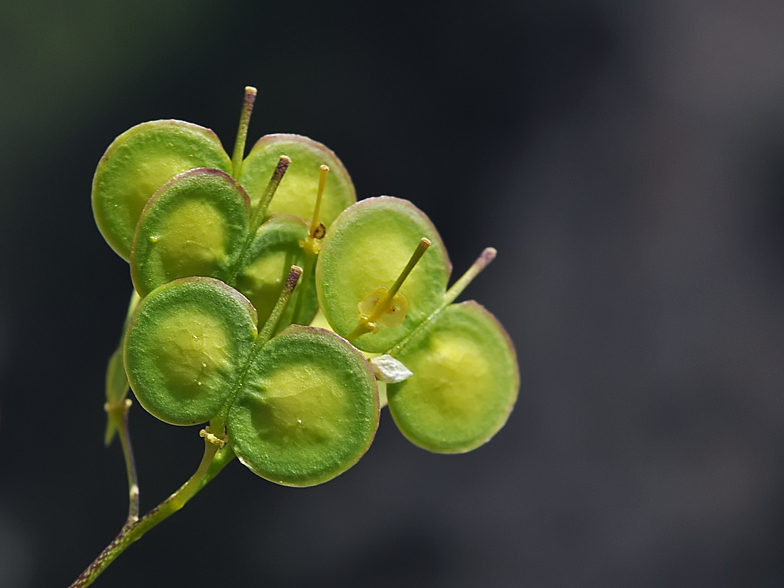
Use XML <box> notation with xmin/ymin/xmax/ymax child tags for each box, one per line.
<box><xmin>2</xmin><ymin>1</ymin><xmax>784</xmax><ymax>586</ymax></box>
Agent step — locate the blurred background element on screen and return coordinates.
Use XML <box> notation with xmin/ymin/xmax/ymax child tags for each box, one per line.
<box><xmin>2</xmin><ymin>0</ymin><xmax>784</xmax><ymax>586</ymax></box>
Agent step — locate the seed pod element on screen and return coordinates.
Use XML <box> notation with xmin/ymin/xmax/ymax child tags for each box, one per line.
<box><xmin>239</xmin><ymin>134</ymin><xmax>355</xmax><ymax>229</ymax></box>
<box><xmin>93</xmin><ymin>120</ymin><xmax>231</xmax><ymax>260</ymax></box>
<box><xmin>124</xmin><ymin>277</ymin><xmax>258</xmax><ymax>426</ymax></box>
<box><xmin>228</xmin><ymin>325</ymin><xmax>379</xmax><ymax>487</ymax></box>
<box><xmin>130</xmin><ymin>169</ymin><xmax>251</xmax><ymax>297</ymax></box>
<box><xmin>387</xmin><ymin>301</ymin><xmax>518</xmax><ymax>453</ymax></box>
<box><xmin>316</xmin><ymin>196</ymin><xmax>451</xmax><ymax>353</ymax></box>
<box><xmin>233</xmin><ymin>214</ymin><xmax>319</xmax><ymax>329</ymax></box>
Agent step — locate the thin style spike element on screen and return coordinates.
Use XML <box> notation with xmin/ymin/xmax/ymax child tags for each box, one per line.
<box><xmin>443</xmin><ymin>247</ymin><xmax>496</xmax><ymax>306</ymax></box>
<box><xmin>255</xmin><ymin>265</ymin><xmax>303</xmax><ymax>348</ymax></box>
<box><xmin>248</xmin><ymin>155</ymin><xmax>291</xmax><ymax>234</ymax></box>
<box><xmin>310</xmin><ymin>165</ymin><xmax>329</xmax><ymax>237</ymax></box>
<box><xmin>290</xmin><ymin>165</ymin><xmax>330</xmax><ymax>325</ymax></box>
<box><xmin>231</xmin><ymin>86</ymin><xmax>257</xmax><ymax>178</ymax></box>
<box><xmin>389</xmin><ymin>247</ymin><xmax>498</xmax><ymax>357</ymax></box>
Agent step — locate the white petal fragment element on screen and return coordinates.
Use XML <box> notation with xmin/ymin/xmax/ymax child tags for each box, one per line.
<box><xmin>370</xmin><ymin>354</ymin><xmax>413</xmax><ymax>384</ymax></box>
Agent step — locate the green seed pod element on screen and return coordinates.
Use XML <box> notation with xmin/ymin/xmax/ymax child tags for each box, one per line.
<box><xmin>387</xmin><ymin>301</ymin><xmax>518</xmax><ymax>453</ymax></box>
<box><xmin>232</xmin><ymin>214</ymin><xmax>319</xmax><ymax>329</ymax></box>
<box><xmin>238</xmin><ymin>134</ymin><xmax>355</xmax><ymax>228</ymax></box>
<box><xmin>316</xmin><ymin>196</ymin><xmax>451</xmax><ymax>353</ymax></box>
<box><xmin>130</xmin><ymin>168</ymin><xmax>251</xmax><ymax>298</ymax></box>
<box><xmin>228</xmin><ymin>325</ymin><xmax>379</xmax><ymax>487</ymax></box>
<box><xmin>92</xmin><ymin>120</ymin><xmax>232</xmax><ymax>260</ymax></box>
<box><xmin>124</xmin><ymin>277</ymin><xmax>258</xmax><ymax>426</ymax></box>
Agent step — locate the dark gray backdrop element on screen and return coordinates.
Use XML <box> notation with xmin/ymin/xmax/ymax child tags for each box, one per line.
<box><xmin>2</xmin><ymin>1</ymin><xmax>784</xmax><ymax>586</ymax></box>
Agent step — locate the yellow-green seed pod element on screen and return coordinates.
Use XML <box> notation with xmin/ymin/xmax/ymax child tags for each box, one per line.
<box><xmin>316</xmin><ymin>196</ymin><xmax>451</xmax><ymax>353</ymax></box>
<box><xmin>124</xmin><ymin>277</ymin><xmax>258</xmax><ymax>426</ymax></box>
<box><xmin>228</xmin><ymin>325</ymin><xmax>379</xmax><ymax>487</ymax></box>
<box><xmin>232</xmin><ymin>214</ymin><xmax>318</xmax><ymax>329</ymax></box>
<box><xmin>387</xmin><ymin>301</ymin><xmax>518</xmax><ymax>453</ymax></box>
<box><xmin>239</xmin><ymin>134</ymin><xmax>355</xmax><ymax>228</ymax></box>
<box><xmin>130</xmin><ymin>168</ymin><xmax>251</xmax><ymax>297</ymax></box>
<box><xmin>92</xmin><ymin>120</ymin><xmax>231</xmax><ymax>260</ymax></box>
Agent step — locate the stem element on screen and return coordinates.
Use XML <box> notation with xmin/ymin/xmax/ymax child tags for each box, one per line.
<box><xmin>290</xmin><ymin>249</ymin><xmax>315</xmax><ymax>326</ymax></box>
<box><xmin>309</xmin><ymin>165</ymin><xmax>329</xmax><ymax>237</ymax></box>
<box><xmin>231</xmin><ymin>86</ymin><xmax>258</xmax><ymax>179</ymax></box>
<box><xmin>68</xmin><ymin>439</ymin><xmax>221</xmax><ymax>588</ymax></box>
<box><xmin>196</xmin><ymin>444</ymin><xmax>236</xmax><ymax>492</ymax></box>
<box><xmin>103</xmin><ymin>290</ymin><xmax>143</xmax><ymax>518</ymax></box>
<box><xmin>254</xmin><ymin>265</ymin><xmax>303</xmax><ymax>348</ymax></box>
<box><xmin>389</xmin><ymin>247</ymin><xmax>496</xmax><ymax>357</ymax></box>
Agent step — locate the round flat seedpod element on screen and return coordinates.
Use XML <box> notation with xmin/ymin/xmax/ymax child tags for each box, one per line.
<box><xmin>93</xmin><ymin>120</ymin><xmax>232</xmax><ymax>260</ymax></box>
<box><xmin>131</xmin><ymin>169</ymin><xmax>251</xmax><ymax>297</ymax></box>
<box><xmin>316</xmin><ymin>196</ymin><xmax>451</xmax><ymax>353</ymax></box>
<box><xmin>233</xmin><ymin>215</ymin><xmax>318</xmax><ymax>329</ymax></box>
<box><xmin>238</xmin><ymin>134</ymin><xmax>355</xmax><ymax>228</ymax></box>
<box><xmin>124</xmin><ymin>277</ymin><xmax>258</xmax><ymax>426</ymax></box>
<box><xmin>387</xmin><ymin>301</ymin><xmax>518</xmax><ymax>453</ymax></box>
<box><xmin>228</xmin><ymin>326</ymin><xmax>379</xmax><ymax>487</ymax></box>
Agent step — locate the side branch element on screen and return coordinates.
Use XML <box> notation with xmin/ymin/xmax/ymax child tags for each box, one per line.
<box><xmin>68</xmin><ymin>440</ymin><xmax>231</xmax><ymax>588</ymax></box>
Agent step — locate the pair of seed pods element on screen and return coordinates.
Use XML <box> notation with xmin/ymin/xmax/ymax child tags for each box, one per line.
<box><xmin>93</xmin><ymin>118</ymin><xmax>518</xmax><ymax>487</ymax></box>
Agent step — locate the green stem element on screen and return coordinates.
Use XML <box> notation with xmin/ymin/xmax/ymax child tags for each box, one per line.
<box><xmin>196</xmin><ymin>444</ymin><xmax>236</xmax><ymax>492</ymax></box>
<box><xmin>68</xmin><ymin>439</ymin><xmax>222</xmax><ymax>588</ymax></box>
<box><xmin>225</xmin><ymin>155</ymin><xmax>291</xmax><ymax>285</ymax></box>
<box><xmin>441</xmin><ymin>247</ymin><xmax>496</xmax><ymax>307</ymax></box>
<box><xmin>103</xmin><ymin>290</ymin><xmax>143</xmax><ymax>520</ymax></box>
<box><xmin>247</xmin><ymin>155</ymin><xmax>291</xmax><ymax>235</ymax></box>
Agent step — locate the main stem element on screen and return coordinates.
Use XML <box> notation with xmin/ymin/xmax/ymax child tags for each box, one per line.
<box><xmin>68</xmin><ymin>440</ymin><xmax>226</xmax><ymax>588</ymax></box>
